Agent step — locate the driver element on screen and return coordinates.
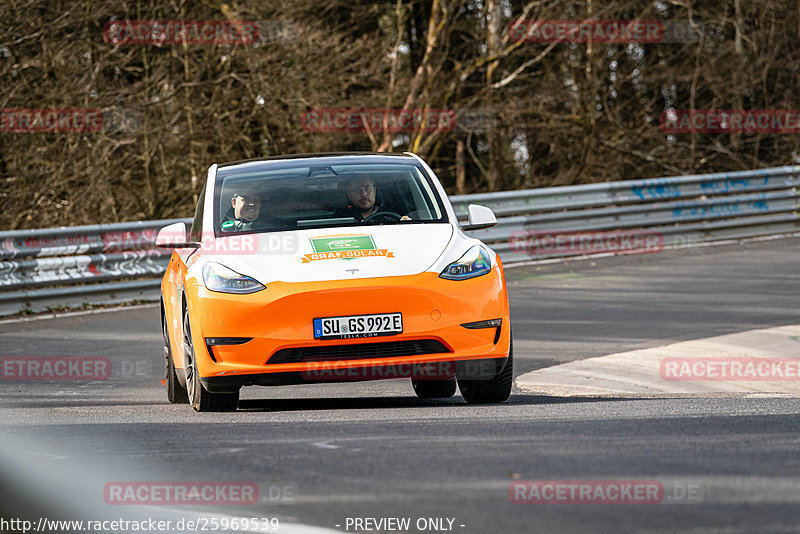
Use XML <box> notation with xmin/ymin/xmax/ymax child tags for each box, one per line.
<box><xmin>338</xmin><ymin>176</ymin><xmax>410</xmax><ymax>222</ymax></box>
<box><xmin>221</xmin><ymin>189</ymin><xmax>286</xmax><ymax>232</ymax></box>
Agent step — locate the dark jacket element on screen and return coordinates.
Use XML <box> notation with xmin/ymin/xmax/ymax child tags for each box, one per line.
<box><xmin>221</xmin><ymin>210</ymin><xmax>288</xmax><ymax>232</ymax></box>
<box><xmin>333</xmin><ymin>203</ymin><xmax>384</xmax><ymax>222</ymax></box>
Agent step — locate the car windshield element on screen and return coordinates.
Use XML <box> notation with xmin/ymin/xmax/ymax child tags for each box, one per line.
<box><xmin>213</xmin><ymin>161</ymin><xmax>447</xmax><ymax>235</ymax></box>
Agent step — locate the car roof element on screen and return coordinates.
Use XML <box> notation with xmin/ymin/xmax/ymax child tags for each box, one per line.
<box><xmin>217</xmin><ymin>152</ymin><xmax>418</xmax><ymax>172</ymax></box>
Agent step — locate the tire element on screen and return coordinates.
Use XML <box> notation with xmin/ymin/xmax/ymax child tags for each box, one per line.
<box><xmin>162</xmin><ymin>303</ymin><xmax>188</xmax><ymax>404</ymax></box>
<box><xmin>458</xmin><ymin>340</ymin><xmax>513</xmax><ymax>404</ymax></box>
<box><xmin>183</xmin><ymin>308</ymin><xmax>239</xmax><ymax>412</ymax></box>
<box><xmin>412</xmin><ymin>377</ymin><xmax>457</xmax><ymax>399</ymax></box>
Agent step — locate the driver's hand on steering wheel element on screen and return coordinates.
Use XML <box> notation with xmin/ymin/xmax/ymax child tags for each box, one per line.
<box><xmin>400</xmin><ymin>215</ymin><xmax>411</xmax><ymax>221</ymax></box>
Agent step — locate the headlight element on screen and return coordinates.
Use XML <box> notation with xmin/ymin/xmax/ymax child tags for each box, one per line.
<box><xmin>202</xmin><ymin>263</ymin><xmax>265</xmax><ymax>294</ymax></box>
<box><xmin>440</xmin><ymin>245</ymin><xmax>492</xmax><ymax>280</ymax></box>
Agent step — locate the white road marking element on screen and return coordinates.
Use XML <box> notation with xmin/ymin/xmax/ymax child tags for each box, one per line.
<box><xmin>516</xmin><ymin>324</ymin><xmax>800</xmax><ymax>397</ymax></box>
<box><xmin>312</xmin><ymin>441</ymin><xmax>340</xmax><ymax>450</ymax></box>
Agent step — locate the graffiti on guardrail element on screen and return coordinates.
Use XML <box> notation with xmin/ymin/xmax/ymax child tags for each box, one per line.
<box><xmin>1</xmin><ymin>234</ymin><xmax>96</xmax><ymax>259</ymax></box>
<box><xmin>631</xmin><ymin>179</ymin><xmax>682</xmax><ymax>200</ymax></box>
<box><xmin>699</xmin><ymin>176</ymin><xmax>769</xmax><ymax>194</ymax></box>
<box><xmin>671</xmin><ymin>197</ymin><xmax>770</xmax><ymax>218</ymax></box>
<box><xmin>103</xmin><ymin>229</ymin><xmax>159</xmax><ymax>250</ymax></box>
<box><xmin>631</xmin><ymin>172</ymin><xmax>781</xmax><ymax>200</ymax></box>
<box><xmin>98</xmin><ymin>250</ymin><xmax>169</xmax><ymax>278</ymax></box>
<box><xmin>0</xmin><ymin>227</ymin><xmax>162</xmax><ymax>261</ymax></box>
<box><xmin>0</xmin><ymin>250</ymin><xmax>169</xmax><ymax>288</ymax></box>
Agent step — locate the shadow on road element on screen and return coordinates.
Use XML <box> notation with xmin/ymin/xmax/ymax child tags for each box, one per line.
<box><xmin>235</xmin><ymin>393</ymin><xmax>636</xmax><ymax>412</ymax></box>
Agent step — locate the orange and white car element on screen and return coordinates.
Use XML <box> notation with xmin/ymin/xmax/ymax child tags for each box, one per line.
<box><xmin>157</xmin><ymin>153</ymin><xmax>512</xmax><ymax>411</ymax></box>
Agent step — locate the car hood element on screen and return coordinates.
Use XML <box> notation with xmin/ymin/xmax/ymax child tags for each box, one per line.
<box><xmin>203</xmin><ymin>224</ymin><xmax>454</xmax><ymax>283</ymax></box>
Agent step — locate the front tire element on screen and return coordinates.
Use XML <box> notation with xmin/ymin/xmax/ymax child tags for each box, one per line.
<box><xmin>183</xmin><ymin>308</ymin><xmax>239</xmax><ymax>412</ymax></box>
<box><xmin>458</xmin><ymin>340</ymin><xmax>513</xmax><ymax>404</ymax></box>
<box><xmin>162</xmin><ymin>303</ymin><xmax>188</xmax><ymax>404</ymax></box>
<box><xmin>412</xmin><ymin>378</ymin><xmax>457</xmax><ymax>399</ymax></box>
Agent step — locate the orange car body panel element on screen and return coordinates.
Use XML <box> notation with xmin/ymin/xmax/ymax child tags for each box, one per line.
<box><xmin>163</xmin><ymin>252</ymin><xmax>510</xmax><ymax>380</ymax></box>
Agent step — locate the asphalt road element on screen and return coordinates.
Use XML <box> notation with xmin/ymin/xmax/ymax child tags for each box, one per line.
<box><xmin>1</xmin><ymin>237</ymin><xmax>799</xmax><ymax>534</ymax></box>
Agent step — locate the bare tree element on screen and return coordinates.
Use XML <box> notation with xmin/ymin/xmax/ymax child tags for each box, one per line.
<box><xmin>1</xmin><ymin>0</ymin><xmax>799</xmax><ymax>229</ymax></box>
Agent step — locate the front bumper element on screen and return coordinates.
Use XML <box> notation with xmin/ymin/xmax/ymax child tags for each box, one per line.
<box><xmin>199</xmin><ymin>357</ymin><xmax>509</xmax><ymax>392</ymax></box>
<box><xmin>184</xmin><ymin>268</ymin><xmax>510</xmax><ymax>385</ymax></box>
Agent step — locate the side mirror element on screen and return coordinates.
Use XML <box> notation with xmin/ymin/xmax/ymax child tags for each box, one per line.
<box><xmin>155</xmin><ymin>222</ymin><xmax>199</xmax><ymax>249</ymax></box>
<box><xmin>461</xmin><ymin>204</ymin><xmax>497</xmax><ymax>231</ymax></box>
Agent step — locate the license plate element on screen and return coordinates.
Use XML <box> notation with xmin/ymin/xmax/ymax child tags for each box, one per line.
<box><xmin>313</xmin><ymin>313</ymin><xmax>403</xmax><ymax>340</ymax></box>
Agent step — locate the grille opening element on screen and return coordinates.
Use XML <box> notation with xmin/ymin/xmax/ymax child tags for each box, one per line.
<box><xmin>268</xmin><ymin>339</ymin><xmax>450</xmax><ymax>364</ymax></box>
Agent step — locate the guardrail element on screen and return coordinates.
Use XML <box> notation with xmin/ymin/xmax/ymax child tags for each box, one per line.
<box><xmin>0</xmin><ymin>219</ymin><xmax>187</xmax><ymax>316</ymax></box>
<box><xmin>1</xmin><ymin>166</ymin><xmax>798</xmax><ymax>316</ymax></box>
<box><xmin>456</xmin><ymin>165</ymin><xmax>800</xmax><ymax>264</ymax></box>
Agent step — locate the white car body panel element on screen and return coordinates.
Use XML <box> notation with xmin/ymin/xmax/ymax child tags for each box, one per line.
<box><xmin>198</xmin><ymin>224</ymin><xmax>456</xmax><ymax>284</ymax></box>
<box><xmin>185</xmin><ymin>154</ymin><xmax>497</xmax><ymax>285</ymax></box>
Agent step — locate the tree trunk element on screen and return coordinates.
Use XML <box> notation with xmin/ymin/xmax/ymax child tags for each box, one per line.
<box><xmin>456</xmin><ymin>139</ymin><xmax>466</xmax><ymax>194</ymax></box>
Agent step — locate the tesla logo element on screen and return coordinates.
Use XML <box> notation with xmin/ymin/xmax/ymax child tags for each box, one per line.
<box><xmin>345</xmin><ymin>269</ymin><xmax>359</xmax><ymax>276</ymax></box>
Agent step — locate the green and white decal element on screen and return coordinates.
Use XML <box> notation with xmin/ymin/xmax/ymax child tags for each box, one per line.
<box><xmin>302</xmin><ymin>235</ymin><xmax>394</xmax><ymax>263</ymax></box>
<box><xmin>310</xmin><ymin>235</ymin><xmax>376</xmax><ymax>253</ymax></box>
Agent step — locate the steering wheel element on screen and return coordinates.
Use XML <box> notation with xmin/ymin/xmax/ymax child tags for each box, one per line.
<box><xmin>363</xmin><ymin>211</ymin><xmax>403</xmax><ymax>223</ymax></box>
